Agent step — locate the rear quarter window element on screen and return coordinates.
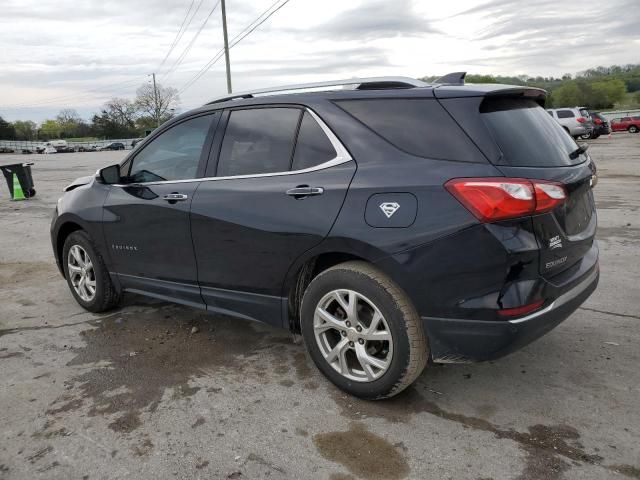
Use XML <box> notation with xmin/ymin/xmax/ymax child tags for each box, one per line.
<box><xmin>557</xmin><ymin>110</ymin><xmax>575</xmax><ymax>118</ymax></box>
<box><xmin>480</xmin><ymin>98</ymin><xmax>585</xmax><ymax>167</ymax></box>
<box><xmin>335</xmin><ymin>98</ymin><xmax>485</xmax><ymax>162</ymax></box>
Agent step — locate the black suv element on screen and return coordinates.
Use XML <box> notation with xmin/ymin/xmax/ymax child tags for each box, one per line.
<box><xmin>100</xmin><ymin>142</ymin><xmax>125</xmax><ymax>151</ymax></box>
<box><xmin>51</xmin><ymin>75</ymin><xmax>599</xmax><ymax>399</ymax></box>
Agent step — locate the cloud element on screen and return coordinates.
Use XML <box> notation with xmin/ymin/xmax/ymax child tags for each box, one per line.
<box><xmin>289</xmin><ymin>0</ymin><xmax>438</xmax><ymax>40</ymax></box>
<box><xmin>1</xmin><ymin>0</ymin><xmax>639</xmax><ymax>122</ymax></box>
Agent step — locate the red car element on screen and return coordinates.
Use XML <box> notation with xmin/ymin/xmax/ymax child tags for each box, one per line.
<box><xmin>610</xmin><ymin>116</ymin><xmax>640</xmax><ymax>133</ymax></box>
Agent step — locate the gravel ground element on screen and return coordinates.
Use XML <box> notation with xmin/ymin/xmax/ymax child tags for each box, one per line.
<box><xmin>0</xmin><ymin>135</ymin><xmax>639</xmax><ymax>480</ymax></box>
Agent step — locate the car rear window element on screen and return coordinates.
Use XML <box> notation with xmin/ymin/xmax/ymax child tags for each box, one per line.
<box><xmin>557</xmin><ymin>110</ymin><xmax>575</xmax><ymax>118</ymax></box>
<box><xmin>480</xmin><ymin>98</ymin><xmax>585</xmax><ymax>167</ymax></box>
<box><xmin>335</xmin><ymin>98</ymin><xmax>484</xmax><ymax>162</ymax></box>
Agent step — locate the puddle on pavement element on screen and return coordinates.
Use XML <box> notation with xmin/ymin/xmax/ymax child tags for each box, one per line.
<box><xmin>314</xmin><ymin>422</ymin><xmax>410</xmax><ymax>480</ymax></box>
<box><xmin>46</xmin><ymin>305</ymin><xmax>282</xmax><ymax>433</ymax></box>
<box><xmin>330</xmin><ymin>387</ymin><xmax>612</xmax><ymax>480</ymax></box>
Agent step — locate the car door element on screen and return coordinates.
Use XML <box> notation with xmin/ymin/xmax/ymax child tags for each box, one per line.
<box><xmin>190</xmin><ymin>106</ymin><xmax>356</xmax><ymax>327</ymax></box>
<box><xmin>102</xmin><ymin>112</ymin><xmax>219</xmax><ymax>308</ymax></box>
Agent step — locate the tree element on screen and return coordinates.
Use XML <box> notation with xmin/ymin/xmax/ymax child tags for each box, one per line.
<box><xmin>551</xmin><ymin>81</ymin><xmax>582</xmax><ymax>107</ymax></box>
<box><xmin>12</xmin><ymin>120</ymin><xmax>37</xmax><ymax>140</ymax></box>
<box><xmin>91</xmin><ymin>98</ymin><xmax>139</xmax><ymax>138</ymax></box>
<box><xmin>40</xmin><ymin>119</ymin><xmax>62</xmax><ymax>139</ymax></box>
<box><xmin>135</xmin><ymin>82</ymin><xmax>179</xmax><ymax>128</ymax></box>
<box><xmin>0</xmin><ymin>116</ymin><xmax>16</xmax><ymax>140</ymax></box>
<box><xmin>56</xmin><ymin>109</ymin><xmax>82</xmax><ymax>137</ymax></box>
<box><xmin>590</xmin><ymin>79</ymin><xmax>626</xmax><ymax>109</ymax></box>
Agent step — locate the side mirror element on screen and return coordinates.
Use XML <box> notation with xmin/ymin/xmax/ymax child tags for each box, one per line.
<box><xmin>99</xmin><ymin>164</ymin><xmax>121</xmax><ymax>184</ymax></box>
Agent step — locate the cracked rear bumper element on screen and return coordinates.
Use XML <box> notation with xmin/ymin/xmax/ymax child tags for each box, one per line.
<box><xmin>423</xmin><ymin>265</ymin><xmax>599</xmax><ymax>363</ymax></box>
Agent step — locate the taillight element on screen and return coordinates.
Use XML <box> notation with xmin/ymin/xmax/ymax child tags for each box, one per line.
<box><xmin>594</xmin><ymin>118</ymin><xmax>603</xmax><ymax>125</ymax></box>
<box><xmin>498</xmin><ymin>299</ymin><xmax>545</xmax><ymax>317</ymax></box>
<box><xmin>445</xmin><ymin>178</ymin><xmax>567</xmax><ymax>222</ymax></box>
<box><xmin>576</xmin><ymin>117</ymin><xmax>586</xmax><ymax>123</ymax></box>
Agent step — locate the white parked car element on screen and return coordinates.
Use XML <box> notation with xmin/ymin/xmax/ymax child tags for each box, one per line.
<box><xmin>546</xmin><ymin>108</ymin><xmax>594</xmax><ymax>139</ymax></box>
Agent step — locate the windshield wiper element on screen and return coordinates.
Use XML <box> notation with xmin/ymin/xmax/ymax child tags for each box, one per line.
<box><xmin>569</xmin><ymin>143</ymin><xmax>589</xmax><ymax>160</ymax></box>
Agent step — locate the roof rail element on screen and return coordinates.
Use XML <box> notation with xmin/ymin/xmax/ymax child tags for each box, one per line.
<box><xmin>205</xmin><ymin>76</ymin><xmax>428</xmax><ymax>104</ymax></box>
<box><xmin>435</xmin><ymin>71</ymin><xmax>466</xmax><ymax>85</ymax></box>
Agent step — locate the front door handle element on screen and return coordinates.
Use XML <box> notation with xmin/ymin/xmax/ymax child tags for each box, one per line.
<box><xmin>163</xmin><ymin>193</ymin><xmax>188</xmax><ymax>203</ymax></box>
<box><xmin>286</xmin><ymin>186</ymin><xmax>324</xmax><ymax>199</ymax></box>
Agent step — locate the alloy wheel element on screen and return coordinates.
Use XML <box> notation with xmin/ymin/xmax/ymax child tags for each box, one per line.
<box><xmin>67</xmin><ymin>245</ymin><xmax>96</xmax><ymax>302</ymax></box>
<box><xmin>313</xmin><ymin>289</ymin><xmax>393</xmax><ymax>382</ymax></box>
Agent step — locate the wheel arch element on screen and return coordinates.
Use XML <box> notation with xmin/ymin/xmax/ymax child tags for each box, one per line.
<box><xmin>52</xmin><ymin>214</ymin><xmax>90</xmax><ymax>278</ymax></box>
<box><xmin>282</xmin><ymin>243</ymin><xmax>387</xmax><ymax>333</ymax></box>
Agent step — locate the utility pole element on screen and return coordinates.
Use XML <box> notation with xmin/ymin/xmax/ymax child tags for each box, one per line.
<box><xmin>151</xmin><ymin>72</ymin><xmax>160</xmax><ymax>127</ymax></box>
<box><xmin>221</xmin><ymin>0</ymin><xmax>232</xmax><ymax>93</ymax></box>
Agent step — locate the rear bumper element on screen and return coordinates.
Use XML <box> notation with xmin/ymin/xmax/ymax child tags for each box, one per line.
<box><xmin>571</xmin><ymin>125</ymin><xmax>592</xmax><ymax>136</ymax></box>
<box><xmin>423</xmin><ymin>264</ymin><xmax>599</xmax><ymax>363</ymax></box>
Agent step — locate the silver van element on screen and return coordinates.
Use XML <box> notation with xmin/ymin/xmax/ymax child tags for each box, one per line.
<box><xmin>547</xmin><ymin>107</ymin><xmax>594</xmax><ymax>139</ymax></box>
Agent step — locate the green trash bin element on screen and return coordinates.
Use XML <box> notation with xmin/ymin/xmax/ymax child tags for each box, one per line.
<box><xmin>0</xmin><ymin>162</ymin><xmax>36</xmax><ymax>200</ymax></box>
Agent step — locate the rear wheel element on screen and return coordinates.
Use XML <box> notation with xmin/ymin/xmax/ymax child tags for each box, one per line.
<box><xmin>300</xmin><ymin>261</ymin><xmax>428</xmax><ymax>399</ymax></box>
<box><xmin>629</xmin><ymin>125</ymin><xmax>639</xmax><ymax>133</ymax></box>
<box><xmin>62</xmin><ymin>231</ymin><xmax>120</xmax><ymax>312</ymax></box>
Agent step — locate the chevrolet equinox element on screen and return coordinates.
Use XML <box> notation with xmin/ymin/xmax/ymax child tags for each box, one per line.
<box><xmin>51</xmin><ymin>74</ymin><xmax>599</xmax><ymax>399</ymax></box>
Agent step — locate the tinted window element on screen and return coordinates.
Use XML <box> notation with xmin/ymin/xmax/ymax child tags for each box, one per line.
<box><xmin>291</xmin><ymin>112</ymin><xmax>336</xmax><ymax>170</ymax></box>
<box><xmin>129</xmin><ymin>115</ymin><xmax>213</xmax><ymax>182</ymax></box>
<box><xmin>481</xmin><ymin>98</ymin><xmax>584</xmax><ymax>167</ymax></box>
<box><xmin>217</xmin><ymin>108</ymin><xmax>301</xmax><ymax>177</ymax></box>
<box><xmin>622</xmin><ymin>117</ymin><xmax>632</xmax><ymax>121</ymax></box>
<box><xmin>337</xmin><ymin>99</ymin><xmax>482</xmax><ymax>161</ymax></box>
<box><xmin>557</xmin><ymin>110</ymin><xmax>575</xmax><ymax>118</ymax></box>
<box><xmin>579</xmin><ymin>109</ymin><xmax>590</xmax><ymax>118</ymax></box>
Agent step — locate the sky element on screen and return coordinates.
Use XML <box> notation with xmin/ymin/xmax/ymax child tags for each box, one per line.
<box><xmin>1</xmin><ymin>0</ymin><xmax>639</xmax><ymax>122</ymax></box>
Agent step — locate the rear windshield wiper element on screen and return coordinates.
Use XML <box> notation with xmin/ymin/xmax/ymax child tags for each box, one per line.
<box><xmin>569</xmin><ymin>143</ymin><xmax>589</xmax><ymax>160</ymax></box>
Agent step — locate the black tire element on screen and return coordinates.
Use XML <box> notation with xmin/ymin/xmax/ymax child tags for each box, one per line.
<box><xmin>591</xmin><ymin>133</ymin><xmax>600</xmax><ymax>139</ymax></box>
<box><xmin>62</xmin><ymin>230</ymin><xmax>120</xmax><ymax>312</ymax></box>
<box><xmin>27</xmin><ymin>188</ymin><xmax>36</xmax><ymax>197</ymax></box>
<box><xmin>629</xmin><ymin>125</ymin><xmax>639</xmax><ymax>134</ymax></box>
<box><xmin>579</xmin><ymin>133</ymin><xmax>591</xmax><ymax>140</ymax></box>
<box><xmin>300</xmin><ymin>261</ymin><xmax>428</xmax><ymax>399</ymax></box>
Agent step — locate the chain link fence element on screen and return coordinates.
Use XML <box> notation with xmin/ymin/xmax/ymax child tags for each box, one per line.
<box><xmin>0</xmin><ymin>138</ymin><xmax>140</xmax><ymax>153</ymax></box>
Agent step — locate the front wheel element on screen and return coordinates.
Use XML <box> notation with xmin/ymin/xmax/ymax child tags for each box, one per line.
<box><xmin>629</xmin><ymin>126</ymin><xmax>639</xmax><ymax>133</ymax></box>
<box><xmin>62</xmin><ymin>231</ymin><xmax>120</xmax><ymax>312</ymax></box>
<box><xmin>300</xmin><ymin>261</ymin><xmax>428</xmax><ymax>399</ymax></box>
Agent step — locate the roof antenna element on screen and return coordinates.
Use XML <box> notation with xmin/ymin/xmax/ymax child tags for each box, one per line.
<box><xmin>435</xmin><ymin>72</ymin><xmax>466</xmax><ymax>85</ymax></box>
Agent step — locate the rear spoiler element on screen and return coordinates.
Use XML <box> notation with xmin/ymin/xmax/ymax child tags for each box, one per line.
<box><xmin>434</xmin><ymin>84</ymin><xmax>547</xmax><ymax>105</ymax></box>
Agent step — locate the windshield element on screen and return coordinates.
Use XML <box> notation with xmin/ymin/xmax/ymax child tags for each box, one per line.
<box><xmin>480</xmin><ymin>98</ymin><xmax>586</xmax><ymax>167</ymax></box>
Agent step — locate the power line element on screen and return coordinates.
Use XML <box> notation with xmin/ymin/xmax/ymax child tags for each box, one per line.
<box><xmin>158</xmin><ymin>0</ymin><xmax>206</xmax><ymax>75</ymax></box>
<box><xmin>161</xmin><ymin>0</ymin><xmax>221</xmax><ymax>81</ymax></box>
<box><xmin>178</xmin><ymin>0</ymin><xmax>291</xmax><ymax>95</ymax></box>
<box><xmin>0</xmin><ymin>77</ymin><xmax>145</xmax><ymax>110</ymax></box>
<box><xmin>157</xmin><ymin>0</ymin><xmax>197</xmax><ymax>72</ymax></box>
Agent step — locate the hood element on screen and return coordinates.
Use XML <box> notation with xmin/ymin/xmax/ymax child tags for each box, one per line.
<box><xmin>63</xmin><ymin>175</ymin><xmax>94</xmax><ymax>192</ymax></box>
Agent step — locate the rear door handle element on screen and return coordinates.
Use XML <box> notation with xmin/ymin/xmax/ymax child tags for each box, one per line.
<box><xmin>286</xmin><ymin>186</ymin><xmax>324</xmax><ymax>198</ymax></box>
<box><xmin>163</xmin><ymin>193</ymin><xmax>188</xmax><ymax>202</ymax></box>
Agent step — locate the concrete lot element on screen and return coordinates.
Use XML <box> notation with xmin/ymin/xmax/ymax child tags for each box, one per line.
<box><xmin>0</xmin><ymin>135</ymin><xmax>639</xmax><ymax>480</ymax></box>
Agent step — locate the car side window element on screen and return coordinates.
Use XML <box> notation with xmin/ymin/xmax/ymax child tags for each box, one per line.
<box><xmin>622</xmin><ymin>117</ymin><xmax>632</xmax><ymax>121</ymax></box>
<box><xmin>217</xmin><ymin>108</ymin><xmax>301</xmax><ymax>177</ymax></box>
<box><xmin>128</xmin><ymin>114</ymin><xmax>214</xmax><ymax>183</ymax></box>
<box><xmin>557</xmin><ymin>110</ymin><xmax>575</xmax><ymax>119</ymax></box>
<box><xmin>291</xmin><ymin>112</ymin><xmax>337</xmax><ymax>171</ymax></box>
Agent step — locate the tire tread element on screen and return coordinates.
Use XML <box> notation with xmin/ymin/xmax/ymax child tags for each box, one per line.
<box><xmin>308</xmin><ymin>260</ymin><xmax>428</xmax><ymax>399</ymax></box>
